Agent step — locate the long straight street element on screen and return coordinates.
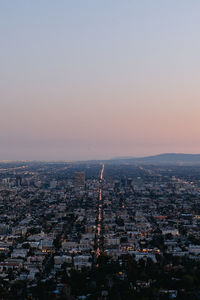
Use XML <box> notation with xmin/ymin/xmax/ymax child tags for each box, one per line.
<box><xmin>96</xmin><ymin>164</ymin><xmax>104</xmax><ymax>257</ymax></box>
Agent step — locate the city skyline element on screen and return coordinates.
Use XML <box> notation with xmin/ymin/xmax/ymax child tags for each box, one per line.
<box><xmin>1</xmin><ymin>1</ymin><xmax>200</xmax><ymax>160</ymax></box>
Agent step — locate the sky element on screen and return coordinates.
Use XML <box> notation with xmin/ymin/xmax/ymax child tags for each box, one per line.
<box><xmin>1</xmin><ymin>0</ymin><xmax>200</xmax><ymax>161</ymax></box>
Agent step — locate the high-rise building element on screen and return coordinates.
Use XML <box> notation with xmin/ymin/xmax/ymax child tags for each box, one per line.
<box><xmin>75</xmin><ymin>172</ymin><xmax>85</xmax><ymax>187</ymax></box>
<box><xmin>127</xmin><ymin>178</ymin><xmax>133</xmax><ymax>187</ymax></box>
<box><xmin>50</xmin><ymin>180</ymin><xmax>57</xmax><ymax>189</ymax></box>
<box><xmin>16</xmin><ymin>175</ymin><xmax>22</xmax><ymax>187</ymax></box>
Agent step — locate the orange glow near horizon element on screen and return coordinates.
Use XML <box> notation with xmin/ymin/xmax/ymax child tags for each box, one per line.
<box><xmin>1</xmin><ymin>1</ymin><xmax>200</xmax><ymax>160</ymax></box>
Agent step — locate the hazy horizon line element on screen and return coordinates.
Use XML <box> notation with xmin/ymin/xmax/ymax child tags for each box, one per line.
<box><xmin>1</xmin><ymin>152</ymin><xmax>200</xmax><ymax>163</ymax></box>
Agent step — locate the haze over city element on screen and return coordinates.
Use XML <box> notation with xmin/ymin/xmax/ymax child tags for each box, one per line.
<box><xmin>1</xmin><ymin>1</ymin><xmax>200</xmax><ymax>160</ymax></box>
<box><xmin>2</xmin><ymin>2</ymin><xmax>200</xmax><ymax>299</ymax></box>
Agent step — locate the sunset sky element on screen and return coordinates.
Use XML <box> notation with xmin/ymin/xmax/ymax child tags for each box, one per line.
<box><xmin>1</xmin><ymin>1</ymin><xmax>200</xmax><ymax>160</ymax></box>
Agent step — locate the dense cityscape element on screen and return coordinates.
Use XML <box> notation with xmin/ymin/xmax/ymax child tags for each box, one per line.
<box><xmin>2</xmin><ymin>0</ymin><xmax>200</xmax><ymax>299</ymax></box>
<box><xmin>0</xmin><ymin>161</ymin><xmax>200</xmax><ymax>299</ymax></box>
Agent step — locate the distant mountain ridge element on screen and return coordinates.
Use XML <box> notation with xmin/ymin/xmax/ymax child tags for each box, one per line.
<box><xmin>110</xmin><ymin>153</ymin><xmax>200</xmax><ymax>165</ymax></box>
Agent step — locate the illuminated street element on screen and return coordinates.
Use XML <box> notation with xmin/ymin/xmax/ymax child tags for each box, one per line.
<box><xmin>96</xmin><ymin>164</ymin><xmax>104</xmax><ymax>257</ymax></box>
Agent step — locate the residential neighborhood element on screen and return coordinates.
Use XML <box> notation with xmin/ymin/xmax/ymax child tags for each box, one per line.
<box><xmin>0</xmin><ymin>161</ymin><xmax>200</xmax><ymax>299</ymax></box>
